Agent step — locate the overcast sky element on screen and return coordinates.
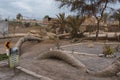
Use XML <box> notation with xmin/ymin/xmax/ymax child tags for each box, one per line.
<box><xmin>0</xmin><ymin>0</ymin><xmax>120</xmax><ymax>20</ymax></box>
<box><xmin>0</xmin><ymin>0</ymin><xmax>73</xmax><ymax>20</ymax></box>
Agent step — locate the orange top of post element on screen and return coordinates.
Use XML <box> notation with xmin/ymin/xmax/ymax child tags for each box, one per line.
<box><xmin>5</xmin><ymin>41</ymin><xmax>11</xmax><ymax>49</ymax></box>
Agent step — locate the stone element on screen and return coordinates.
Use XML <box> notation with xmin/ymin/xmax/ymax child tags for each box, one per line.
<box><xmin>87</xmin><ymin>43</ymin><xmax>94</xmax><ymax>48</ymax></box>
<box><xmin>98</xmin><ymin>54</ymin><xmax>104</xmax><ymax>57</ymax></box>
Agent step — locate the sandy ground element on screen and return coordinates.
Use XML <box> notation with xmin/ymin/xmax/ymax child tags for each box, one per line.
<box><xmin>19</xmin><ymin>41</ymin><xmax>120</xmax><ymax>80</ymax></box>
<box><xmin>0</xmin><ymin>38</ymin><xmax>120</xmax><ymax>80</ymax></box>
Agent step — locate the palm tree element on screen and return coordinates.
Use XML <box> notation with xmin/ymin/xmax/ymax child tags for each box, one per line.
<box><xmin>54</xmin><ymin>13</ymin><xmax>67</xmax><ymax>34</ymax></box>
<box><xmin>66</xmin><ymin>15</ymin><xmax>86</xmax><ymax>38</ymax></box>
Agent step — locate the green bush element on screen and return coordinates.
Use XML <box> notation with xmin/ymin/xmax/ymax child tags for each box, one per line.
<box><xmin>0</xmin><ymin>54</ymin><xmax>8</xmax><ymax>61</ymax></box>
<box><xmin>103</xmin><ymin>44</ymin><xmax>114</xmax><ymax>57</ymax></box>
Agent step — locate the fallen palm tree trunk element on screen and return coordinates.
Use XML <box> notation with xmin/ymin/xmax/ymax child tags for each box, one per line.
<box><xmin>38</xmin><ymin>51</ymin><xmax>87</xmax><ymax>72</ymax></box>
<box><xmin>84</xmin><ymin>33</ymin><xmax>120</xmax><ymax>40</ymax></box>
<box><xmin>15</xmin><ymin>35</ymin><xmax>43</xmax><ymax>55</ymax></box>
<box><xmin>0</xmin><ymin>33</ymin><xmax>27</xmax><ymax>39</ymax></box>
<box><xmin>88</xmin><ymin>57</ymin><xmax>120</xmax><ymax>77</ymax></box>
<box><xmin>57</xmin><ymin>33</ymin><xmax>70</xmax><ymax>37</ymax></box>
<box><xmin>0</xmin><ymin>33</ymin><xmax>42</xmax><ymax>39</ymax></box>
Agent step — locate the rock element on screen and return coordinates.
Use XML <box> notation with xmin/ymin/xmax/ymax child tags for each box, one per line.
<box><xmin>106</xmin><ymin>54</ymin><xmax>116</xmax><ymax>58</ymax></box>
<box><xmin>98</xmin><ymin>54</ymin><xmax>104</xmax><ymax>57</ymax></box>
<box><xmin>87</xmin><ymin>43</ymin><xmax>94</xmax><ymax>48</ymax></box>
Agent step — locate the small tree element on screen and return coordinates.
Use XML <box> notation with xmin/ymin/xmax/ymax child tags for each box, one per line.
<box><xmin>54</xmin><ymin>13</ymin><xmax>67</xmax><ymax>34</ymax></box>
<box><xmin>110</xmin><ymin>9</ymin><xmax>120</xmax><ymax>31</ymax></box>
<box><xmin>103</xmin><ymin>44</ymin><xmax>114</xmax><ymax>57</ymax></box>
<box><xmin>66</xmin><ymin>15</ymin><xmax>86</xmax><ymax>38</ymax></box>
<box><xmin>16</xmin><ymin>13</ymin><xmax>23</xmax><ymax>20</ymax></box>
<box><xmin>43</xmin><ymin>15</ymin><xmax>52</xmax><ymax>21</ymax></box>
<box><xmin>43</xmin><ymin>15</ymin><xmax>49</xmax><ymax>19</ymax></box>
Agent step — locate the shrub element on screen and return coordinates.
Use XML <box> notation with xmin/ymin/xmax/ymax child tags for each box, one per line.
<box><xmin>55</xmin><ymin>42</ymin><xmax>61</xmax><ymax>49</ymax></box>
<box><xmin>103</xmin><ymin>44</ymin><xmax>114</xmax><ymax>57</ymax></box>
<box><xmin>0</xmin><ymin>54</ymin><xmax>8</xmax><ymax>61</ymax></box>
<box><xmin>24</xmin><ymin>22</ymin><xmax>30</xmax><ymax>27</ymax></box>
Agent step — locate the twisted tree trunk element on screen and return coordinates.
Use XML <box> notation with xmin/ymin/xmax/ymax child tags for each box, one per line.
<box><xmin>38</xmin><ymin>51</ymin><xmax>87</xmax><ymax>72</ymax></box>
<box><xmin>15</xmin><ymin>35</ymin><xmax>43</xmax><ymax>55</ymax></box>
<box><xmin>88</xmin><ymin>57</ymin><xmax>120</xmax><ymax>77</ymax></box>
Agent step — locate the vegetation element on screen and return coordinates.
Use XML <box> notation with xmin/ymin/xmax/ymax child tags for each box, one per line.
<box><xmin>24</xmin><ymin>22</ymin><xmax>30</xmax><ymax>27</ymax></box>
<box><xmin>110</xmin><ymin>9</ymin><xmax>120</xmax><ymax>31</ymax></box>
<box><xmin>43</xmin><ymin>15</ymin><xmax>52</xmax><ymax>21</ymax></box>
<box><xmin>55</xmin><ymin>13</ymin><xmax>67</xmax><ymax>34</ymax></box>
<box><xmin>66</xmin><ymin>15</ymin><xmax>86</xmax><ymax>38</ymax></box>
<box><xmin>43</xmin><ymin>15</ymin><xmax>50</xmax><ymax>19</ymax></box>
<box><xmin>49</xmin><ymin>13</ymin><xmax>86</xmax><ymax>39</ymax></box>
<box><xmin>55</xmin><ymin>0</ymin><xmax>120</xmax><ymax>40</ymax></box>
<box><xmin>103</xmin><ymin>44</ymin><xmax>114</xmax><ymax>57</ymax></box>
<box><xmin>0</xmin><ymin>54</ymin><xmax>8</xmax><ymax>61</ymax></box>
<box><xmin>16</xmin><ymin>13</ymin><xmax>23</xmax><ymax>20</ymax></box>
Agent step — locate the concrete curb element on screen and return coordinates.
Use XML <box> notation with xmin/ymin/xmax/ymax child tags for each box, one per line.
<box><xmin>51</xmin><ymin>50</ymin><xmax>98</xmax><ymax>57</ymax></box>
<box><xmin>0</xmin><ymin>60</ymin><xmax>8</xmax><ymax>67</ymax></box>
<box><xmin>63</xmin><ymin>50</ymin><xmax>98</xmax><ymax>57</ymax></box>
<box><xmin>60</xmin><ymin>42</ymin><xmax>120</xmax><ymax>48</ymax></box>
<box><xmin>16</xmin><ymin>66</ymin><xmax>53</xmax><ymax>80</ymax></box>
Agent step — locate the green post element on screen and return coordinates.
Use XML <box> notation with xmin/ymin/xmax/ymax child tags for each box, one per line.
<box><xmin>8</xmin><ymin>47</ymin><xmax>19</xmax><ymax>68</ymax></box>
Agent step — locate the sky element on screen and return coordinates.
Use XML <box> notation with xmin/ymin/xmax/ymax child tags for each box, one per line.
<box><xmin>0</xmin><ymin>0</ymin><xmax>73</xmax><ymax>20</ymax></box>
<box><xmin>0</xmin><ymin>0</ymin><xmax>120</xmax><ymax>20</ymax></box>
